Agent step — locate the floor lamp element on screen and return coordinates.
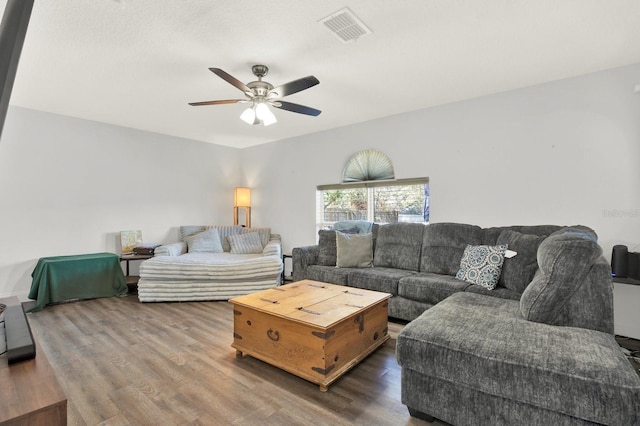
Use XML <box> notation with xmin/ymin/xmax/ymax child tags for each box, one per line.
<box><xmin>234</xmin><ymin>187</ymin><xmax>251</xmax><ymax>227</ymax></box>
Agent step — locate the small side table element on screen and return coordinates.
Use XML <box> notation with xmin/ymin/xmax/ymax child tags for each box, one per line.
<box><xmin>282</xmin><ymin>253</ymin><xmax>294</xmax><ymax>283</ymax></box>
<box><xmin>120</xmin><ymin>254</ymin><xmax>153</xmax><ymax>292</ymax></box>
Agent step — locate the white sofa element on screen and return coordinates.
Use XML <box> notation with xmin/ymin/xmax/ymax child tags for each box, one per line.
<box><xmin>137</xmin><ymin>225</ymin><xmax>282</xmax><ymax>302</ymax></box>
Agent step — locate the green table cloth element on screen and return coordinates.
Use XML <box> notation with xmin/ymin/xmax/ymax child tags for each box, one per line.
<box><xmin>28</xmin><ymin>252</ymin><xmax>127</xmax><ymax>312</ymax></box>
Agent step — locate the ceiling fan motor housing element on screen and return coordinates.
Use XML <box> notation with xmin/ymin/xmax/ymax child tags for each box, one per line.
<box><xmin>248</xmin><ymin>80</ymin><xmax>274</xmax><ymax>97</ymax></box>
<box><xmin>251</xmin><ymin>64</ymin><xmax>269</xmax><ymax>78</ymax></box>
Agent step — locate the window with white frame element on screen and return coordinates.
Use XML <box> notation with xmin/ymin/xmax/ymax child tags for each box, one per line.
<box><xmin>316</xmin><ymin>178</ymin><xmax>429</xmax><ymax>230</ymax></box>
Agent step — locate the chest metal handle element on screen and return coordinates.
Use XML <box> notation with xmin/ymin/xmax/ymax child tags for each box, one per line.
<box><xmin>267</xmin><ymin>328</ymin><xmax>280</xmax><ymax>341</ymax></box>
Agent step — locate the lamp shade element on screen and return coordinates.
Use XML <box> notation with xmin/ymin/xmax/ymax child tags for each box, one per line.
<box><xmin>234</xmin><ymin>187</ymin><xmax>251</xmax><ymax>207</ymax></box>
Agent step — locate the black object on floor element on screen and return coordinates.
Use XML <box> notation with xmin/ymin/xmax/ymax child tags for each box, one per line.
<box><xmin>5</xmin><ymin>304</ymin><xmax>36</xmax><ymax>363</ymax></box>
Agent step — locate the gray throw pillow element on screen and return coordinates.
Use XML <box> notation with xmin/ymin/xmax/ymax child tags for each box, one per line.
<box><xmin>336</xmin><ymin>232</ymin><xmax>373</xmax><ymax>268</ymax></box>
<box><xmin>497</xmin><ymin>230</ymin><xmax>546</xmax><ymax>294</ymax></box>
<box><xmin>455</xmin><ymin>244</ymin><xmax>508</xmax><ymax>290</ymax></box>
<box><xmin>227</xmin><ymin>232</ymin><xmax>263</xmax><ymax>254</ymax></box>
<box><xmin>185</xmin><ymin>228</ymin><xmax>223</xmax><ymax>253</ymax></box>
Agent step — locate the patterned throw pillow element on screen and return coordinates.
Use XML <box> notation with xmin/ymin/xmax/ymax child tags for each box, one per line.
<box><xmin>456</xmin><ymin>244</ymin><xmax>508</xmax><ymax>290</ymax></box>
<box><xmin>227</xmin><ymin>232</ymin><xmax>264</xmax><ymax>254</ymax></box>
<box><xmin>185</xmin><ymin>228</ymin><xmax>223</xmax><ymax>253</ymax></box>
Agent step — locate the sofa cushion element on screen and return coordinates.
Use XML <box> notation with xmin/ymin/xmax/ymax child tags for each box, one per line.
<box><xmin>185</xmin><ymin>228</ymin><xmax>223</xmax><ymax>253</ymax></box>
<box><xmin>240</xmin><ymin>227</ymin><xmax>271</xmax><ymax>248</ymax></box>
<box><xmin>481</xmin><ymin>225</ymin><xmax>562</xmax><ymax>245</ymax></box>
<box><xmin>396</xmin><ymin>292</ymin><xmax>640</xmax><ymax>426</ymax></box>
<box><xmin>398</xmin><ymin>273</ymin><xmax>470</xmax><ymax>305</ymax></box>
<box><xmin>497</xmin><ymin>230</ymin><xmax>546</xmax><ymax>294</ymax></box>
<box><xmin>227</xmin><ymin>232</ymin><xmax>264</xmax><ymax>254</ymax></box>
<box><xmin>180</xmin><ymin>225</ymin><xmax>207</xmax><ymax>241</ymax></box>
<box><xmin>348</xmin><ymin>267</ymin><xmax>416</xmax><ymax>295</ymax></box>
<box><xmin>306</xmin><ymin>265</ymin><xmax>351</xmax><ymax>285</ymax></box>
<box><xmin>336</xmin><ymin>232</ymin><xmax>373</xmax><ymax>268</ymax></box>
<box><xmin>216</xmin><ymin>225</ymin><xmax>244</xmax><ymax>252</ymax></box>
<box><xmin>550</xmin><ymin>225</ymin><xmax>598</xmax><ymax>242</ymax></box>
<box><xmin>520</xmin><ymin>233</ymin><xmax>613</xmax><ymax>332</ymax></box>
<box><xmin>463</xmin><ymin>282</ymin><xmax>521</xmax><ymax>300</ymax></box>
<box><xmin>420</xmin><ymin>223</ymin><xmax>483</xmax><ymax>275</ymax></box>
<box><xmin>373</xmin><ymin>223</ymin><xmax>425</xmax><ymax>271</ymax></box>
<box><xmin>317</xmin><ymin>230</ymin><xmax>337</xmax><ymax>266</ymax></box>
<box><xmin>455</xmin><ymin>244</ymin><xmax>507</xmax><ymax>290</ymax></box>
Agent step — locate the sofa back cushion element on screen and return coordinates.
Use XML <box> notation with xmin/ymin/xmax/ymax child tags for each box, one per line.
<box><xmin>519</xmin><ymin>233</ymin><xmax>613</xmax><ymax>333</ymax></box>
<box><xmin>317</xmin><ymin>230</ymin><xmax>338</xmax><ymax>266</ymax></box>
<box><xmin>217</xmin><ymin>226</ymin><xmax>243</xmax><ymax>251</ymax></box>
<box><xmin>481</xmin><ymin>225</ymin><xmax>562</xmax><ymax>245</ymax></box>
<box><xmin>240</xmin><ymin>227</ymin><xmax>271</xmax><ymax>248</ymax></box>
<box><xmin>317</xmin><ymin>224</ymin><xmax>380</xmax><ymax>267</ymax></box>
<box><xmin>549</xmin><ymin>224</ymin><xmax>598</xmax><ymax>241</ymax></box>
<box><xmin>496</xmin><ymin>230</ymin><xmax>546</xmax><ymax>294</ymax></box>
<box><xmin>373</xmin><ymin>223</ymin><xmax>425</xmax><ymax>271</ymax></box>
<box><xmin>420</xmin><ymin>223</ymin><xmax>483</xmax><ymax>275</ymax></box>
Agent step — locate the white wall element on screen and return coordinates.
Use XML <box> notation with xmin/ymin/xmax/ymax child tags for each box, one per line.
<box><xmin>241</xmin><ymin>63</ymin><xmax>640</xmax><ymax>337</ymax></box>
<box><xmin>0</xmin><ymin>106</ymin><xmax>241</xmax><ymax>299</ymax></box>
<box><xmin>2</xmin><ymin>64</ymin><xmax>639</xmax><ymax>337</ymax></box>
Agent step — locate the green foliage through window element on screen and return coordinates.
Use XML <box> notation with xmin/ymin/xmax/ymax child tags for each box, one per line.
<box><xmin>316</xmin><ymin>178</ymin><xmax>429</xmax><ymax>229</ymax></box>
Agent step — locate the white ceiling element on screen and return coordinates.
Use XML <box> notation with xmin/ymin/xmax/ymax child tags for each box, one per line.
<box><xmin>6</xmin><ymin>0</ymin><xmax>640</xmax><ymax>148</ymax></box>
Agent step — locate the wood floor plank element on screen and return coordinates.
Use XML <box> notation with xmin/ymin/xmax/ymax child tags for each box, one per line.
<box><xmin>26</xmin><ymin>295</ymin><xmax>442</xmax><ymax>425</ymax></box>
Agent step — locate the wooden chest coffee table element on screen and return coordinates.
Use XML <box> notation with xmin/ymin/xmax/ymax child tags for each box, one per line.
<box><xmin>229</xmin><ymin>280</ymin><xmax>391</xmax><ymax>391</ymax></box>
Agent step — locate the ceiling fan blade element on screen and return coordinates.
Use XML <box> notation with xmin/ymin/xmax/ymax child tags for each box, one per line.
<box><xmin>272</xmin><ymin>100</ymin><xmax>321</xmax><ymax>116</ymax></box>
<box><xmin>209</xmin><ymin>68</ymin><xmax>252</xmax><ymax>95</ymax></box>
<box><xmin>269</xmin><ymin>76</ymin><xmax>319</xmax><ymax>98</ymax></box>
<box><xmin>188</xmin><ymin>99</ymin><xmax>245</xmax><ymax>106</ymax></box>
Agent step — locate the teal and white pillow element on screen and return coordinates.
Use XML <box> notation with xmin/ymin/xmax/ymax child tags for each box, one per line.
<box><xmin>456</xmin><ymin>244</ymin><xmax>508</xmax><ymax>290</ymax></box>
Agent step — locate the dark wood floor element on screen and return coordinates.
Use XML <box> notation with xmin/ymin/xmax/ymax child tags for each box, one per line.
<box><xmin>26</xmin><ymin>295</ymin><xmax>444</xmax><ymax>426</ymax></box>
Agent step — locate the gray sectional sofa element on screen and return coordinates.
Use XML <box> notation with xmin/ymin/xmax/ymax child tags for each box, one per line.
<box><xmin>293</xmin><ymin>222</ymin><xmax>570</xmax><ymax>321</ymax></box>
<box><xmin>292</xmin><ymin>222</ymin><xmax>640</xmax><ymax>425</ymax></box>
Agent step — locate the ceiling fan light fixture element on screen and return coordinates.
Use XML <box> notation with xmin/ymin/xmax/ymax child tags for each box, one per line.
<box><xmin>190</xmin><ymin>65</ymin><xmax>321</xmax><ymax>124</ymax></box>
<box><xmin>256</xmin><ymin>102</ymin><xmax>277</xmax><ymax>126</ymax></box>
<box><xmin>240</xmin><ymin>106</ymin><xmax>257</xmax><ymax>125</ymax></box>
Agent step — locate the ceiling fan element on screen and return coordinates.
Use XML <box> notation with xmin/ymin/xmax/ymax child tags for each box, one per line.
<box><xmin>189</xmin><ymin>65</ymin><xmax>321</xmax><ymax>126</ymax></box>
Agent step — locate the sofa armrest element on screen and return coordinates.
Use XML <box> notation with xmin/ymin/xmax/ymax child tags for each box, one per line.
<box><xmin>292</xmin><ymin>245</ymin><xmax>320</xmax><ymax>282</ymax></box>
<box><xmin>154</xmin><ymin>241</ymin><xmax>186</xmax><ymax>257</ymax></box>
<box><xmin>263</xmin><ymin>234</ymin><xmax>282</xmax><ymax>258</ymax></box>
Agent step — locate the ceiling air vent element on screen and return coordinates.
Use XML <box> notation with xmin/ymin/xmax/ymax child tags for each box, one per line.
<box><xmin>320</xmin><ymin>8</ymin><xmax>371</xmax><ymax>43</ymax></box>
